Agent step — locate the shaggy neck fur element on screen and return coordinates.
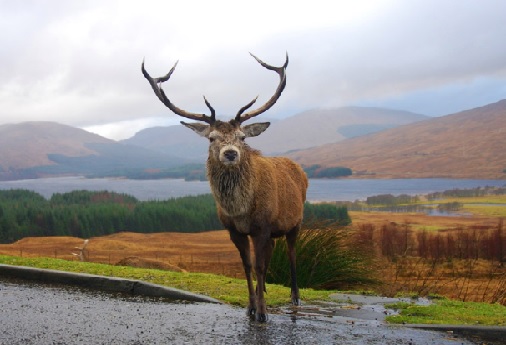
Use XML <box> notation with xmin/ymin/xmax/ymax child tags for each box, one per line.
<box><xmin>207</xmin><ymin>146</ymin><xmax>258</xmax><ymax>217</ymax></box>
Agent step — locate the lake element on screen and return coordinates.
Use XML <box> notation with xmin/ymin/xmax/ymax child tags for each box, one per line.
<box><xmin>0</xmin><ymin>176</ymin><xmax>504</xmax><ymax>202</ymax></box>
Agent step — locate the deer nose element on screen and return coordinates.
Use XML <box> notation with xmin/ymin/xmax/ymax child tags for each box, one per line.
<box><xmin>224</xmin><ymin>150</ymin><xmax>238</xmax><ymax>161</ymax></box>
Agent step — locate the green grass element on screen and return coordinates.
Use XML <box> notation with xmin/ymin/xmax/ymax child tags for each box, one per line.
<box><xmin>463</xmin><ymin>204</ymin><xmax>506</xmax><ymax>217</ymax></box>
<box><xmin>0</xmin><ymin>255</ymin><xmax>331</xmax><ymax>307</ymax></box>
<box><xmin>410</xmin><ymin>224</ymin><xmax>445</xmax><ymax>232</ymax></box>
<box><xmin>423</xmin><ymin>195</ymin><xmax>506</xmax><ymax>217</ymax></box>
<box><xmin>2</xmin><ymin>254</ymin><xmax>505</xmax><ymax>326</ymax></box>
<box><xmin>386</xmin><ymin>299</ymin><xmax>506</xmax><ymax>326</ymax></box>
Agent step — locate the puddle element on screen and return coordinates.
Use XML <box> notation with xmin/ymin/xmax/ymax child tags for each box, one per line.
<box><xmin>270</xmin><ymin>293</ymin><xmax>432</xmax><ymax>323</ymax></box>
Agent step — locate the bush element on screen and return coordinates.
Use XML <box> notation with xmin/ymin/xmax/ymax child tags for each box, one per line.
<box><xmin>267</xmin><ymin>220</ymin><xmax>377</xmax><ymax>290</ymax></box>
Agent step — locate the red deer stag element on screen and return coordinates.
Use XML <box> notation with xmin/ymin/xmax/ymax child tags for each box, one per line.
<box><xmin>142</xmin><ymin>53</ymin><xmax>308</xmax><ymax>322</ymax></box>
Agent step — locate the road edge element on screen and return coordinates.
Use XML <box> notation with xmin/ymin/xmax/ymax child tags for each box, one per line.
<box><xmin>0</xmin><ymin>263</ymin><xmax>222</xmax><ymax>304</ymax></box>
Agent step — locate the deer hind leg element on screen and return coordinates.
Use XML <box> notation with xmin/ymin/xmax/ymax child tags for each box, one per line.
<box><xmin>229</xmin><ymin>230</ymin><xmax>256</xmax><ymax>316</ymax></box>
<box><xmin>261</xmin><ymin>239</ymin><xmax>275</xmax><ymax>293</ymax></box>
<box><xmin>252</xmin><ymin>234</ymin><xmax>273</xmax><ymax>322</ymax></box>
<box><xmin>286</xmin><ymin>225</ymin><xmax>301</xmax><ymax>306</ymax></box>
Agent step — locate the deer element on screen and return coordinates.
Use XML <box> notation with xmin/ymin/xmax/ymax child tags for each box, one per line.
<box><xmin>142</xmin><ymin>53</ymin><xmax>308</xmax><ymax>322</ymax></box>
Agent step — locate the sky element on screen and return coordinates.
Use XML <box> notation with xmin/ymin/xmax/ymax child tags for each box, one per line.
<box><xmin>1</xmin><ymin>0</ymin><xmax>506</xmax><ymax>140</ymax></box>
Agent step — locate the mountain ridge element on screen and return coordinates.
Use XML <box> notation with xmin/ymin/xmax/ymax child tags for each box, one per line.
<box><xmin>288</xmin><ymin>100</ymin><xmax>506</xmax><ymax>179</ymax></box>
<box><xmin>1</xmin><ymin>101</ymin><xmax>504</xmax><ymax>181</ymax></box>
<box><xmin>0</xmin><ymin>121</ymin><xmax>187</xmax><ymax>180</ymax></box>
<box><xmin>123</xmin><ymin>106</ymin><xmax>428</xmax><ymax>157</ymax></box>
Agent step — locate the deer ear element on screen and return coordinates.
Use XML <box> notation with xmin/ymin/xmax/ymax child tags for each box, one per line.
<box><xmin>242</xmin><ymin>122</ymin><xmax>270</xmax><ymax>138</ymax></box>
<box><xmin>181</xmin><ymin>121</ymin><xmax>211</xmax><ymax>138</ymax></box>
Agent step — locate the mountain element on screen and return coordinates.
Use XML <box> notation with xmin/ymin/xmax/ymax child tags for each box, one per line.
<box><xmin>288</xmin><ymin>100</ymin><xmax>506</xmax><ymax>179</ymax></box>
<box><xmin>123</xmin><ymin>107</ymin><xmax>428</xmax><ymax>157</ymax></box>
<box><xmin>0</xmin><ymin>122</ymin><xmax>188</xmax><ymax>180</ymax></box>
<box><xmin>0</xmin><ymin>121</ymin><xmax>112</xmax><ymax>170</ymax></box>
<box><xmin>247</xmin><ymin>107</ymin><xmax>427</xmax><ymax>154</ymax></box>
<box><xmin>122</xmin><ymin>125</ymin><xmax>209</xmax><ymax>161</ymax></box>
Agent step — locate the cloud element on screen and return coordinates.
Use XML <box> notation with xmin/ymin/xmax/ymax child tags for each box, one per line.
<box><xmin>1</xmin><ymin>0</ymin><xmax>505</xmax><ymax>139</ymax></box>
<box><xmin>84</xmin><ymin>116</ymin><xmax>182</xmax><ymax>140</ymax></box>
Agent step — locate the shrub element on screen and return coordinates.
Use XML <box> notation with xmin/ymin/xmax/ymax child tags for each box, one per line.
<box><xmin>267</xmin><ymin>220</ymin><xmax>377</xmax><ymax>290</ymax></box>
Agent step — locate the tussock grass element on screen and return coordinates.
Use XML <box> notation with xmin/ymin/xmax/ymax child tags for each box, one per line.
<box><xmin>267</xmin><ymin>220</ymin><xmax>378</xmax><ymax>290</ymax></box>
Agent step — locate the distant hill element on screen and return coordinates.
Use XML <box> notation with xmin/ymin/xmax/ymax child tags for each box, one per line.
<box><xmin>288</xmin><ymin>100</ymin><xmax>506</xmax><ymax>179</ymax></box>
<box><xmin>0</xmin><ymin>122</ymin><xmax>188</xmax><ymax>180</ymax></box>
<box><xmin>123</xmin><ymin>107</ymin><xmax>427</xmax><ymax>157</ymax></box>
<box><xmin>0</xmin><ymin>121</ymin><xmax>112</xmax><ymax>170</ymax></box>
<box><xmin>248</xmin><ymin>107</ymin><xmax>427</xmax><ymax>154</ymax></box>
<box><xmin>3</xmin><ymin>100</ymin><xmax>504</xmax><ymax>181</ymax></box>
<box><xmin>122</xmin><ymin>125</ymin><xmax>209</xmax><ymax>161</ymax></box>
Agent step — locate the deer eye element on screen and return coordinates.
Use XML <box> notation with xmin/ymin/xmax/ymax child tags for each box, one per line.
<box><xmin>209</xmin><ymin>133</ymin><xmax>219</xmax><ymax>143</ymax></box>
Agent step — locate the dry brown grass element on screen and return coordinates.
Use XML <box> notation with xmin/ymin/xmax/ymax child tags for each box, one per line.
<box><xmin>1</xmin><ymin>211</ymin><xmax>504</xmax><ymax>304</ymax></box>
<box><xmin>349</xmin><ymin>212</ymin><xmax>506</xmax><ymax>305</ymax></box>
<box><xmin>349</xmin><ymin>211</ymin><xmax>498</xmax><ymax>229</ymax></box>
<box><xmin>375</xmin><ymin>257</ymin><xmax>506</xmax><ymax>305</ymax></box>
<box><xmin>0</xmin><ymin>231</ymin><xmax>244</xmax><ymax>278</ymax></box>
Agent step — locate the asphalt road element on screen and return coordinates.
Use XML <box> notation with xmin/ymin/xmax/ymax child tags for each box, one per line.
<box><xmin>0</xmin><ymin>276</ymin><xmax>496</xmax><ymax>345</ymax></box>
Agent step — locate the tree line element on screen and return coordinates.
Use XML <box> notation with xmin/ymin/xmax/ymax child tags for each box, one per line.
<box><xmin>427</xmin><ymin>186</ymin><xmax>506</xmax><ymax>200</ymax></box>
<box><xmin>0</xmin><ymin>189</ymin><xmax>350</xmax><ymax>243</ymax></box>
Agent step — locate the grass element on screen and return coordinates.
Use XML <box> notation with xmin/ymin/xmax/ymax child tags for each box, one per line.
<box><xmin>425</xmin><ymin>195</ymin><xmax>506</xmax><ymax>217</ymax></box>
<box><xmin>386</xmin><ymin>299</ymin><xmax>506</xmax><ymax>326</ymax></box>
<box><xmin>410</xmin><ymin>224</ymin><xmax>445</xmax><ymax>232</ymax></box>
<box><xmin>361</xmin><ymin>194</ymin><xmax>506</xmax><ymax>217</ymax></box>
<box><xmin>268</xmin><ymin>221</ymin><xmax>377</xmax><ymax>289</ymax></box>
<box><xmin>0</xmin><ymin>255</ymin><xmax>332</xmax><ymax>307</ymax></box>
<box><xmin>1</xmin><ymin>254</ymin><xmax>505</xmax><ymax>326</ymax></box>
<box><xmin>463</xmin><ymin>204</ymin><xmax>506</xmax><ymax>217</ymax></box>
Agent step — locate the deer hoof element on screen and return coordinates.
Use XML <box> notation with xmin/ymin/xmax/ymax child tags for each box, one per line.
<box><xmin>291</xmin><ymin>297</ymin><xmax>301</xmax><ymax>306</ymax></box>
<box><xmin>247</xmin><ymin>307</ymin><xmax>256</xmax><ymax>317</ymax></box>
<box><xmin>256</xmin><ymin>313</ymin><xmax>268</xmax><ymax>323</ymax></box>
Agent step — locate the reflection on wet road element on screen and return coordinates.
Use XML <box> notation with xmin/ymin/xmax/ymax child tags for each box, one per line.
<box><xmin>0</xmin><ymin>278</ymin><xmax>479</xmax><ymax>345</ymax></box>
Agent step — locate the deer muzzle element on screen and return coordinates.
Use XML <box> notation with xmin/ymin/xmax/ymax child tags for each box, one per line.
<box><xmin>220</xmin><ymin>146</ymin><xmax>240</xmax><ymax>165</ymax></box>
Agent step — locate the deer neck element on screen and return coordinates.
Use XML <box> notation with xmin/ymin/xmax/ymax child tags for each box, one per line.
<box><xmin>207</xmin><ymin>149</ymin><xmax>255</xmax><ymax>217</ymax></box>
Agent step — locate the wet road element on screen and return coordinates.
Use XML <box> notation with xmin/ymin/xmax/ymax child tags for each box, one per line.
<box><xmin>0</xmin><ymin>278</ymin><xmax>487</xmax><ymax>345</ymax></box>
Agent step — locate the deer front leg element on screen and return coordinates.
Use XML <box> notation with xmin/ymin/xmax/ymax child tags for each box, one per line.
<box><xmin>252</xmin><ymin>234</ymin><xmax>273</xmax><ymax>322</ymax></box>
<box><xmin>229</xmin><ymin>230</ymin><xmax>256</xmax><ymax>316</ymax></box>
<box><xmin>286</xmin><ymin>226</ymin><xmax>301</xmax><ymax>306</ymax></box>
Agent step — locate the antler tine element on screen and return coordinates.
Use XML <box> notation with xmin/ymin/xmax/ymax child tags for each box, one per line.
<box><xmin>235</xmin><ymin>53</ymin><xmax>289</xmax><ymax>123</ymax></box>
<box><xmin>142</xmin><ymin>60</ymin><xmax>214</xmax><ymax>124</ymax></box>
<box><xmin>203</xmin><ymin>96</ymin><xmax>216</xmax><ymax>122</ymax></box>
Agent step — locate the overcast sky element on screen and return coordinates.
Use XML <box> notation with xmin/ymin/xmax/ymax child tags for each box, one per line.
<box><xmin>1</xmin><ymin>0</ymin><xmax>506</xmax><ymax>140</ymax></box>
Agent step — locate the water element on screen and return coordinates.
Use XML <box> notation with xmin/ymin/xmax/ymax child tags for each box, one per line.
<box><xmin>0</xmin><ymin>176</ymin><xmax>504</xmax><ymax>202</ymax></box>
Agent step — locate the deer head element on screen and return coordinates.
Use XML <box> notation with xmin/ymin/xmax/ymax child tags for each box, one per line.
<box><xmin>142</xmin><ymin>53</ymin><xmax>288</xmax><ymax>166</ymax></box>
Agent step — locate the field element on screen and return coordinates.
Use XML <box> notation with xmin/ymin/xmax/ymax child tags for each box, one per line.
<box><xmin>0</xmin><ymin>231</ymin><xmax>244</xmax><ymax>278</ymax></box>
<box><xmin>1</xmin><ymin>203</ymin><xmax>505</xmax><ymax>306</ymax></box>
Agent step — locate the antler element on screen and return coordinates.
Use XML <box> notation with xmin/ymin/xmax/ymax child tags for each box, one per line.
<box><xmin>235</xmin><ymin>53</ymin><xmax>289</xmax><ymax>123</ymax></box>
<box><xmin>142</xmin><ymin>60</ymin><xmax>216</xmax><ymax>124</ymax></box>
